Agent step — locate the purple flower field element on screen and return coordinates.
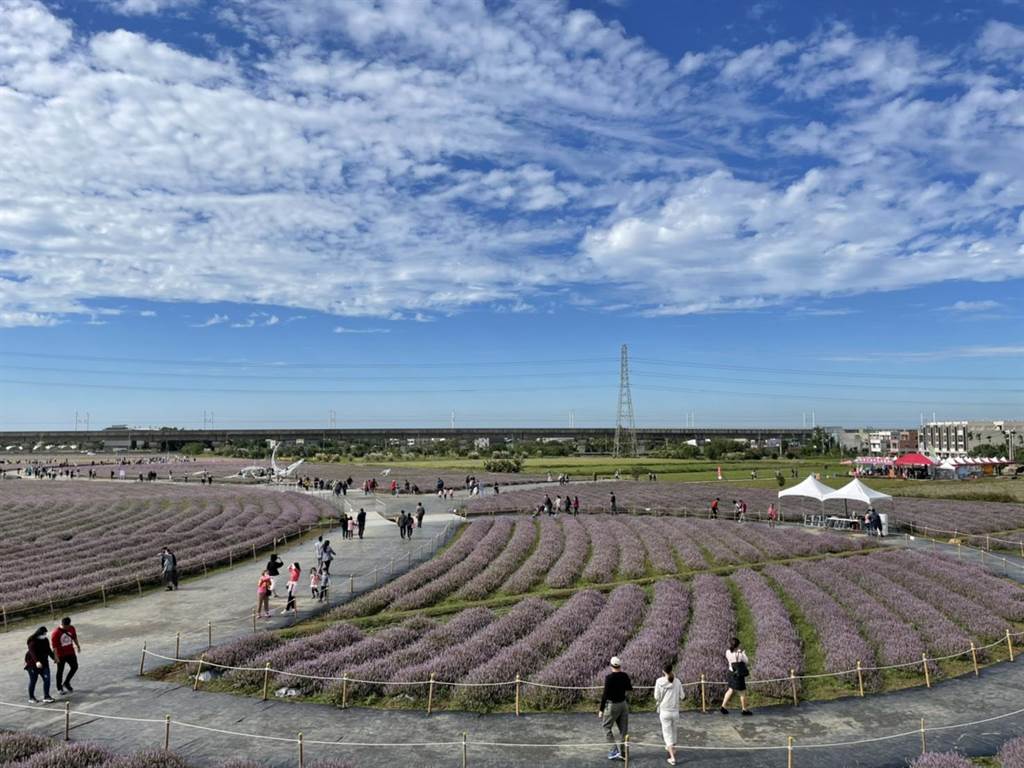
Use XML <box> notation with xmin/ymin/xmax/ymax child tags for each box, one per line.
<box><xmin>465</xmin><ymin>480</ymin><xmax>1024</xmax><ymax>534</ymax></box>
<box><xmin>0</xmin><ymin>481</ymin><xmax>331</xmax><ymax>615</ymax></box>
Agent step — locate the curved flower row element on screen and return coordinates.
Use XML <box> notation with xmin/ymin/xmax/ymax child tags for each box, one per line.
<box><xmin>677</xmin><ymin>573</ymin><xmax>736</xmax><ymax>702</ymax></box>
<box><xmin>501</xmin><ymin>517</ymin><xmax>564</xmax><ymax>594</ymax></box>
<box><xmin>730</xmin><ymin>569</ymin><xmax>803</xmax><ymax>699</ymax></box>
<box><xmin>580</xmin><ymin>515</ymin><xmax>621</xmax><ymax>582</ymax></box>
<box><xmin>453</xmin><ymin>519</ymin><xmax>536</xmax><ymax>601</ymax></box>
<box><xmin>545</xmin><ymin>514</ymin><xmax>590</xmax><ymax>588</ymax></box>
<box><xmin>614</xmin><ymin>578</ymin><xmax>690</xmax><ymax>688</ymax></box>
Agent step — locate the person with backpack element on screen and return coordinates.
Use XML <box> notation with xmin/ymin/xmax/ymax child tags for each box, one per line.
<box><xmin>720</xmin><ymin>637</ymin><xmax>752</xmax><ymax>715</ymax></box>
<box><xmin>654</xmin><ymin>662</ymin><xmax>684</xmax><ymax>765</ymax></box>
<box><xmin>51</xmin><ymin>618</ymin><xmax>81</xmax><ymax>695</ymax></box>
<box><xmin>266</xmin><ymin>553</ymin><xmax>284</xmax><ymax>597</ymax></box>
<box><xmin>599</xmin><ymin>656</ymin><xmax>632</xmax><ymax>761</ymax></box>
<box><xmin>24</xmin><ymin>627</ymin><xmax>55</xmax><ymax>704</ymax></box>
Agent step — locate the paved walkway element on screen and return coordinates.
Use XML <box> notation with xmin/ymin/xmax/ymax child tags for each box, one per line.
<box><xmin>2</xmin><ymin>510</ymin><xmax>1023</xmax><ymax>768</ymax></box>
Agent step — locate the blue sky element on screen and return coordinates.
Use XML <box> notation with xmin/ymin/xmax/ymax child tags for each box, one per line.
<box><xmin>0</xmin><ymin>0</ymin><xmax>1022</xmax><ymax>429</ymax></box>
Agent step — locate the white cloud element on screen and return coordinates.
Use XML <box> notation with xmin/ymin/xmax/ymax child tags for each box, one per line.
<box><xmin>101</xmin><ymin>0</ymin><xmax>199</xmax><ymax>15</ymax></box>
<box><xmin>0</xmin><ymin>1</ymin><xmax>1022</xmax><ymax>327</ymax></box>
<box><xmin>333</xmin><ymin>326</ymin><xmax>390</xmax><ymax>334</ymax></box>
<box><xmin>193</xmin><ymin>313</ymin><xmax>228</xmax><ymax>327</ymax></box>
<box><xmin>0</xmin><ymin>310</ymin><xmax>59</xmax><ymax>327</ymax></box>
<box><xmin>947</xmin><ymin>300</ymin><xmax>1002</xmax><ymax>312</ymax></box>
<box><xmin>978</xmin><ymin>20</ymin><xmax>1024</xmax><ymax>58</ymax></box>
<box><xmin>139</xmin><ymin>309</ymin><xmax>157</xmax><ymax>317</ymax></box>
<box><xmin>828</xmin><ymin>345</ymin><xmax>1024</xmax><ymax>362</ymax></box>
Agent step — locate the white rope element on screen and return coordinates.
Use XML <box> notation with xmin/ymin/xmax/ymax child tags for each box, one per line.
<box><xmin>2</xmin><ymin>696</ymin><xmax>1024</xmax><ymax>753</ymax></box>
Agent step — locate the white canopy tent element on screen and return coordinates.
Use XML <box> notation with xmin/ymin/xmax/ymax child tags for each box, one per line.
<box><xmin>823</xmin><ymin>478</ymin><xmax>892</xmax><ymax>506</ymax></box>
<box><xmin>777</xmin><ymin>474</ymin><xmax>836</xmax><ymax>521</ymax></box>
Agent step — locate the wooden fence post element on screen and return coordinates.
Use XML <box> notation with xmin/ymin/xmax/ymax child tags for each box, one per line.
<box><xmin>2</xmin><ymin>605</ymin><xmax>7</xmax><ymax>632</ymax></box>
<box><xmin>461</xmin><ymin>732</ymin><xmax>467</xmax><ymax>768</ymax></box>
<box><xmin>1007</xmin><ymin>629</ymin><xmax>1015</xmax><ymax>662</ymax></box>
<box><xmin>856</xmin><ymin>661</ymin><xmax>864</xmax><ymax>696</ymax></box>
<box><xmin>262</xmin><ymin>663</ymin><xmax>271</xmax><ymax>701</ymax></box>
<box><xmin>427</xmin><ymin>673</ymin><xmax>435</xmax><ymax>715</ymax></box>
<box><xmin>64</xmin><ymin>702</ymin><xmax>70</xmax><ymax>741</ymax></box>
<box><xmin>193</xmin><ymin>655</ymin><xmax>205</xmax><ymax>691</ymax></box>
<box><xmin>175</xmin><ymin>632</ymin><xmax>181</xmax><ymax>660</ymax></box>
<box><xmin>341</xmin><ymin>673</ymin><xmax>348</xmax><ymax>709</ymax></box>
<box><xmin>919</xmin><ymin>718</ymin><xmax>926</xmax><ymax>755</ymax></box>
<box><xmin>139</xmin><ymin>642</ymin><xmax>147</xmax><ymax>676</ymax></box>
<box><xmin>789</xmin><ymin>669</ymin><xmax>798</xmax><ymax>706</ymax></box>
<box><xmin>922</xmin><ymin>654</ymin><xmax>931</xmax><ymax>688</ymax></box>
<box><xmin>101</xmin><ymin>584</ymin><xmax>106</xmax><ymax>606</ymax></box>
<box><xmin>136</xmin><ymin>576</ymin><xmax>143</xmax><ymax>596</ymax></box>
<box><xmin>208</xmin><ymin>621</ymin><xmax>212</xmax><ymax>648</ymax></box>
<box><xmin>349</xmin><ymin>575</ymin><xmax>354</xmax><ymax>595</ymax></box>
<box><xmin>624</xmin><ymin>734</ymin><xmax>630</xmax><ymax>767</ymax></box>
<box><xmin>700</xmin><ymin>674</ymin><xmax>707</xmax><ymax>713</ymax></box>
<box><xmin>252</xmin><ymin>609</ymin><xmax>257</xmax><ymax>632</ymax></box>
<box><xmin>970</xmin><ymin>643</ymin><xmax>979</xmax><ymax>676</ymax></box>
<box><xmin>515</xmin><ymin>674</ymin><xmax>521</xmax><ymax>716</ymax></box>
<box><xmin>164</xmin><ymin>715</ymin><xmax>171</xmax><ymax>750</ymax></box>
<box><xmin>787</xmin><ymin>736</ymin><xmax>793</xmax><ymax>768</ymax></box>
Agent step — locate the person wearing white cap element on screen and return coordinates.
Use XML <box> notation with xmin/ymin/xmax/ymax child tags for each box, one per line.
<box><xmin>654</xmin><ymin>662</ymin><xmax>684</xmax><ymax>765</ymax></box>
<box><xmin>599</xmin><ymin>656</ymin><xmax>632</xmax><ymax>761</ymax></box>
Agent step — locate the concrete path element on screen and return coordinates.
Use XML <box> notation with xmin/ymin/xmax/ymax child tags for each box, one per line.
<box><xmin>2</xmin><ymin>510</ymin><xmax>1023</xmax><ymax>768</ymax></box>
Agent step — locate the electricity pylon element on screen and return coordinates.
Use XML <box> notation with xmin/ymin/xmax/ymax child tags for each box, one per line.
<box><xmin>613</xmin><ymin>344</ymin><xmax>638</xmax><ymax>457</ymax></box>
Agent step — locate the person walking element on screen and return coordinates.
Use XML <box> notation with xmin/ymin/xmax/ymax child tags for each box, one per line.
<box><xmin>720</xmin><ymin>637</ymin><xmax>752</xmax><ymax>715</ymax></box>
<box><xmin>321</xmin><ymin>541</ymin><xmax>336</xmax><ymax>574</ymax></box>
<box><xmin>314</xmin><ymin>535</ymin><xmax>324</xmax><ymax>568</ymax></box>
<box><xmin>309</xmin><ymin>566</ymin><xmax>321</xmax><ymax>599</ymax></box>
<box><xmin>357</xmin><ymin>508</ymin><xmax>366</xmax><ymax>539</ymax></box>
<box><xmin>282</xmin><ymin>562</ymin><xmax>300</xmax><ymax>614</ymax></box>
<box><xmin>256</xmin><ymin>570</ymin><xmax>272</xmax><ymax>619</ymax></box>
<box><xmin>159</xmin><ymin>547</ymin><xmax>177</xmax><ymax>591</ymax></box>
<box><xmin>347</xmin><ymin>515</ymin><xmax>355</xmax><ymax>539</ymax></box>
<box><xmin>266</xmin><ymin>553</ymin><xmax>284</xmax><ymax>597</ymax></box>
<box><xmin>654</xmin><ymin>662</ymin><xmax>683</xmax><ymax>765</ymax></box>
<box><xmin>599</xmin><ymin>656</ymin><xmax>632</xmax><ymax>761</ymax></box>
<box><xmin>25</xmin><ymin>627</ymin><xmax>56</xmax><ymax>703</ymax></box>
<box><xmin>51</xmin><ymin>617</ymin><xmax>81</xmax><ymax>695</ymax></box>
<box><xmin>710</xmin><ymin>498</ymin><xmax>719</xmax><ymax>519</ymax></box>
<box><xmin>572</xmin><ymin>496</ymin><xmax>580</xmax><ymax>516</ymax></box>
<box><xmin>767</xmin><ymin>503</ymin><xmax>778</xmax><ymax>528</ymax></box>
<box><xmin>415</xmin><ymin>502</ymin><xmax>425</xmax><ymax>528</ymax></box>
<box><xmin>609</xmin><ymin>492</ymin><xmax>617</xmax><ymax>514</ymax></box>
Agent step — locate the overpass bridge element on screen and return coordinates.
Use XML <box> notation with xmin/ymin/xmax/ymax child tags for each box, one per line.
<box><xmin>0</xmin><ymin>426</ymin><xmax>818</xmax><ymax>452</ymax></box>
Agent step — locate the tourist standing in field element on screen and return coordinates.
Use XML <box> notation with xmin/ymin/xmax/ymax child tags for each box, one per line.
<box><xmin>720</xmin><ymin>637</ymin><xmax>752</xmax><ymax>715</ymax></box>
<box><xmin>357</xmin><ymin>508</ymin><xmax>366</xmax><ymax>539</ymax></box>
<box><xmin>609</xmin><ymin>492</ymin><xmax>617</xmax><ymax>514</ymax></box>
<box><xmin>654</xmin><ymin>662</ymin><xmax>683</xmax><ymax>765</ymax></box>
<box><xmin>256</xmin><ymin>570</ymin><xmax>272</xmax><ymax>618</ymax></box>
<box><xmin>599</xmin><ymin>656</ymin><xmax>632</xmax><ymax>761</ymax></box>
<box><xmin>767</xmin><ymin>503</ymin><xmax>778</xmax><ymax>528</ymax></box>
<box><xmin>25</xmin><ymin>627</ymin><xmax>56</xmax><ymax>703</ymax></box>
<box><xmin>266</xmin><ymin>553</ymin><xmax>284</xmax><ymax>597</ymax></box>
<box><xmin>710</xmin><ymin>498</ymin><xmax>719</xmax><ymax>519</ymax></box>
<box><xmin>51</xmin><ymin>617</ymin><xmax>81</xmax><ymax>695</ymax></box>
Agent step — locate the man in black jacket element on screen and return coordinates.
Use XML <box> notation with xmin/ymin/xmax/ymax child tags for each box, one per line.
<box><xmin>357</xmin><ymin>508</ymin><xmax>366</xmax><ymax>539</ymax></box>
<box><xmin>266</xmin><ymin>554</ymin><xmax>284</xmax><ymax>597</ymax></box>
<box><xmin>599</xmin><ymin>656</ymin><xmax>632</xmax><ymax>761</ymax></box>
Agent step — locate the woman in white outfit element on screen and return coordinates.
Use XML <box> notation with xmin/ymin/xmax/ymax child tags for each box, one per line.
<box><xmin>654</xmin><ymin>662</ymin><xmax>684</xmax><ymax>765</ymax></box>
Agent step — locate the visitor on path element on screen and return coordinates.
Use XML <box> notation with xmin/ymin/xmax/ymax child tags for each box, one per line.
<box><xmin>600</xmin><ymin>656</ymin><xmax>632</xmax><ymax>761</ymax></box>
<box><xmin>610</xmin><ymin>492</ymin><xmax>617</xmax><ymax>514</ymax></box>
<box><xmin>314</xmin><ymin>536</ymin><xmax>324</xmax><ymax>567</ymax></box>
<box><xmin>357</xmin><ymin>508</ymin><xmax>366</xmax><ymax>539</ymax></box>
<box><xmin>51</xmin><ymin>617</ymin><xmax>81</xmax><ymax>695</ymax></box>
<box><xmin>415</xmin><ymin>502</ymin><xmax>425</xmax><ymax>528</ymax></box>
<box><xmin>339</xmin><ymin>513</ymin><xmax>349</xmax><ymax>540</ymax></box>
<box><xmin>309</xmin><ymin>567</ymin><xmax>321</xmax><ymax>598</ymax></box>
<box><xmin>25</xmin><ymin>627</ymin><xmax>56</xmax><ymax>704</ymax></box>
<box><xmin>710</xmin><ymin>498</ymin><xmax>719</xmax><ymax>519</ymax></box>
<box><xmin>318</xmin><ymin>568</ymin><xmax>330</xmax><ymax>602</ymax></box>
<box><xmin>347</xmin><ymin>516</ymin><xmax>355</xmax><ymax>539</ymax></box>
<box><xmin>282</xmin><ymin>563</ymin><xmax>300</xmax><ymax>614</ymax></box>
<box><xmin>721</xmin><ymin>637</ymin><xmax>752</xmax><ymax>716</ymax></box>
<box><xmin>256</xmin><ymin>571</ymin><xmax>272</xmax><ymax>618</ymax></box>
<box><xmin>736</xmin><ymin>499</ymin><xmax>747</xmax><ymax>522</ymax></box>
<box><xmin>654</xmin><ymin>662</ymin><xmax>683</xmax><ymax>765</ymax></box>
<box><xmin>398</xmin><ymin>510</ymin><xmax>408</xmax><ymax>539</ymax></box>
<box><xmin>266</xmin><ymin>554</ymin><xmax>284</xmax><ymax>597</ymax></box>
<box><xmin>767</xmin><ymin>503</ymin><xmax>778</xmax><ymax>528</ymax></box>
<box><xmin>406</xmin><ymin>512</ymin><xmax>415</xmax><ymax>539</ymax></box>
<box><xmin>159</xmin><ymin>547</ymin><xmax>178</xmax><ymax>591</ymax></box>
<box><xmin>321</xmin><ymin>541</ymin><xmax>336</xmax><ymax>574</ymax></box>
<box><xmin>572</xmin><ymin>496</ymin><xmax>580</xmax><ymax>516</ymax></box>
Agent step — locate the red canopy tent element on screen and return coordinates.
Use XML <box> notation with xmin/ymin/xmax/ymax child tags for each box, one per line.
<box><xmin>894</xmin><ymin>453</ymin><xmax>935</xmax><ymax>467</ymax></box>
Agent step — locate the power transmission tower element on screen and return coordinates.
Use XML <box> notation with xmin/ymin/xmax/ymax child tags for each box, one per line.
<box><xmin>613</xmin><ymin>344</ymin><xmax>638</xmax><ymax>457</ymax></box>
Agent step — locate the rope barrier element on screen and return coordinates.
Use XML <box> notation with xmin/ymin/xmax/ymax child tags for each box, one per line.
<box><xmin>2</xmin><ymin>698</ymin><xmax>1024</xmax><ymax>754</ymax></box>
<box><xmin>141</xmin><ymin>625</ymin><xmax>1019</xmax><ymax>692</ymax></box>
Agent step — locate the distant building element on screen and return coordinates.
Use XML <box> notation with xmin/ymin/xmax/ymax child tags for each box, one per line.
<box><xmin>919</xmin><ymin>420</ymin><xmax>1024</xmax><ymax>459</ymax></box>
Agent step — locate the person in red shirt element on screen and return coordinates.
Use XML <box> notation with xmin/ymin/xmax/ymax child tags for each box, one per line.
<box><xmin>256</xmin><ymin>571</ymin><xmax>272</xmax><ymax>619</ymax></box>
<box><xmin>51</xmin><ymin>617</ymin><xmax>81</xmax><ymax>695</ymax></box>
